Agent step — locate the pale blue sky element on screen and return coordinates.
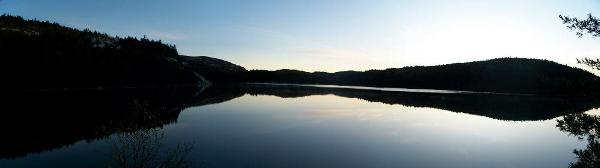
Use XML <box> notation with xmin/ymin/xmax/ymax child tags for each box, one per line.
<box><xmin>1</xmin><ymin>0</ymin><xmax>599</xmax><ymax>72</ymax></box>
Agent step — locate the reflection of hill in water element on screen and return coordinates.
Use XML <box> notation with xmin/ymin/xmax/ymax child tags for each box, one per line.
<box><xmin>1</xmin><ymin>87</ymin><xmax>202</xmax><ymax>159</ymax></box>
<box><xmin>234</xmin><ymin>84</ymin><xmax>600</xmax><ymax>121</ymax></box>
<box><xmin>3</xmin><ymin>84</ymin><xmax>600</xmax><ymax>159</ymax></box>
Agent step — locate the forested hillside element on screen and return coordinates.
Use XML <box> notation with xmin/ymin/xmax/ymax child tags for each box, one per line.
<box><xmin>248</xmin><ymin>58</ymin><xmax>600</xmax><ymax>96</ymax></box>
<box><xmin>179</xmin><ymin>55</ymin><xmax>247</xmax><ymax>83</ymax></box>
<box><xmin>1</xmin><ymin>15</ymin><xmax>204</xmax><ymax>89</ymax></box>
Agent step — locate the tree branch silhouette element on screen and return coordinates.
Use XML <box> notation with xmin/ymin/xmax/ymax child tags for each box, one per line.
<box><xmin>559</xmin><ymin>14</ymin><xmax>599</xmax><ymax>70</ymax></box>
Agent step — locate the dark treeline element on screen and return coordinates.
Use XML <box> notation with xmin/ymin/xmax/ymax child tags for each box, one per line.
<box><xmin>1</xmin><ymin>15</ymin><xmax>205</xmax><ymax>89</ymax></box>
<box><xmin>247</xmin><ymin>58</ymin><xmax>600</xmax><ymax>96</ymax></box>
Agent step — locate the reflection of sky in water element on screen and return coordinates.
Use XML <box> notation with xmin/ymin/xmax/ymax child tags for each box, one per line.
<box><xmin>170</xmin><ymin>94</ymin><xmax>583</xmax><ymax>168</ymax></box>
<box><xmin>1</xmin><ymin>94</ymin><xmax>589</xmax><ymax>168</ymax></box>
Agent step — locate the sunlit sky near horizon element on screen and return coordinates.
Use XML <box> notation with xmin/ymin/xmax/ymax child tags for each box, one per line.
<box><xmin>1</xmin><ymin>0</ymin><xmax>599</xmax><ymax>72</ymax></box>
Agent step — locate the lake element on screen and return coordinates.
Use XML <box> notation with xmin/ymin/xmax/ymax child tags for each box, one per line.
<box><xmin>3</xmin><ymin>84</ymin><xmax>599</xmax><ymax>168</ymax></box>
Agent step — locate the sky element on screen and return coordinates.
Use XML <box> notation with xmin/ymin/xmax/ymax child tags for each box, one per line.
<box><xmin>1</xmin><ymin>0</ymin><xmax>599</xmax><ymax>72</ymax></box>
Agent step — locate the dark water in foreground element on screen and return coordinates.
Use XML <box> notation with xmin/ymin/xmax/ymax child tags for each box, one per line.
<box><xmin>3</xmin><ymin>84</ymin><xmax>599</xmax><ymax>168</ymax></box>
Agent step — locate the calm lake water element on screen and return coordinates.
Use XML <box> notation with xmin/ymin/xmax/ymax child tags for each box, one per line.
<box><xmin>3</xmin><ymin>84</ymin><xmax>599</xmax><ymax>168</ymax></box>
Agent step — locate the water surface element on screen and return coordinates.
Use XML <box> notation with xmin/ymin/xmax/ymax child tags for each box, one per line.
<box><xmin>3</xmin><ymin>84</ymin><xmax>599</xmax><ymax>168</ymax></box>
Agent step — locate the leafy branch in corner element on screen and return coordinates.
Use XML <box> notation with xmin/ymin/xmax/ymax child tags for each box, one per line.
<box><xmin>560</xmin><ymin>14</ymin><xmax>599</xmax><ymax>38</ymax></box>
<box><xmin>560</xmin><ymin>13</ymin><xmax>599</xmax><ymax>70</ymax></box>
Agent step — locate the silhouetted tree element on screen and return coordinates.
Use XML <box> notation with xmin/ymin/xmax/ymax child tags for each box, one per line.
<box><xmin>559</xmin><ymin>14</ymin><xmax>599</xmax><ymax>70</ymax></box>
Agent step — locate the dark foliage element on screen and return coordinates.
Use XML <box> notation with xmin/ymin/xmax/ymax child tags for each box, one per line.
<box><xmin>247</xmin><ymin>58</ymin><xmax>600</xmax><ymax>96</ymax></box>
<box><xmin>560</xmin><ymin>14</ymin><xmax>600</xmax><ymax>38</ymax></box>
<box><xmin>560</xmin><ymin>13</ymin><xmax>599</xmax><ymax>70</ymax></box>
<box><xmin>0</xmin><ymin>14</ymin><xmax>204</xmax><ymax>89</ymax></box>
<box><xmin>578</xmin><ymin>58</ymin><xmax>600</xmax><ymax>70</ymax></box>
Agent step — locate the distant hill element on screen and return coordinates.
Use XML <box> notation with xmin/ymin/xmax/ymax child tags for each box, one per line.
<box><xmin>1</xmin><ymin>14</ymin><xmax>207</xmax><ymax>89</ymax></box>
<box><xmin>179</xmin><ymin>55</ymin><xmax>247</xmax><ymax>83</ymax></box>
<box><xmin>247</xmin><ymin>58</ymin><xmax>600</xmax><ymax>96</ymax></box>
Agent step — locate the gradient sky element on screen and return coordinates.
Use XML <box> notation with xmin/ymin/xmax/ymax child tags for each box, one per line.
<box><xmin>1</xmin><ymin>0</ymin><xmax>599</xmax><ymax>72</ymax></box>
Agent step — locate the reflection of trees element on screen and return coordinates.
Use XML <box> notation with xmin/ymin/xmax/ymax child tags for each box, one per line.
<box><xmin>556</xmin><ymin>113</ymin><xmax>600</xmax><ymax>168</ymax></box>
<box><xmin>1</xmin><ymin>86</ymin><xmax>201</xmax><ymax>159</ymax></box>
<box><xmin>236</xmin><ymin>84</ymin><xmax>600</xmax><ymax>121</ymax></box>
<box><xmin>108</xmin><ymin>128</ymin><xmax>193</xmax><ymax>168</ymax></box>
